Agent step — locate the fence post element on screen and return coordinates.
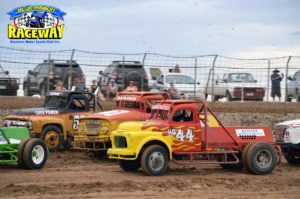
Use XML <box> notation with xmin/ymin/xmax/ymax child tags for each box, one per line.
<box><xmin>122</xmin><ymin>56</ymin><xmax>125</xmax><ymax>91</ymax></box>
<box><xmin>194</xmin><ymin>57</ymin><xmax>197</xmax><ymax>98</ymax></box>
<box><xmin>68</xmin><ymin>49</ymin><xmax>75</xmax><ymax>90</ymax></box>
<box><xmin>211</xmin><ymin>55</ymin><xmax>218</xmax><ymax>102</ymax></box>
<box><xmin>285</xmin><ymin>56</ymin><xmax>292</xmax><ymax>102</ymax></box>
<box><xmin>266</xmin><ymin>59</ymin><xmax>271</xmax><ymax>102</ymax></box>
<box><xmin>142</xmin><ymin>53</ymin><xmax>147</xmax><ymax>91</ymax></box>
<box><xmin>47</xmin><ymin>53</ymin><xmax>51</xmax><ymax>95</ymax></box>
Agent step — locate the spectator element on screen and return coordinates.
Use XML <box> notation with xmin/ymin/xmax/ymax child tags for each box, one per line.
<box><xmin>125</xmin><ymin>81</ymin><xmax>138</xmax><ymax>92</ymax></box>
<box><xmin>73</xmin><ymin>76</ymin><xmax>85</xmax><ymax>91</ymax></box>
<box><xmin>55</xmin><ymin>80</ymin><xmax>67</xmax><ymax>91</ymax></box>
<box><xmin>108</xmin><ymin>80</ymin><xmax>118</xmax><ymax>98</ymax></box>
<box><xmin>173</xmin><ymin>64</ymin><xmax>181</xmax><ymax>73</ymax></box>
<box><xmin>89</xmin><ymin>79</ymin><xmax>98</xmax><ymax>93</ymax></box>
<box><xmin>150</xmin><ymin>83</ymin><xmax>160</xmax><ymax>92</ymax></box>
<box><xmin>271</xmin><ymin>68</ymin><xmax>284</xmax><ymax>101</ymax></box>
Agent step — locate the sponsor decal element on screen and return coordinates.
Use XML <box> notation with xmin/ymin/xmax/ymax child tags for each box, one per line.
<box><xmin>7</xmin><ymin>5</ymin><xmax>66</xmax><ymax>44</ymax></box>
<box><xmin>34</xmin><ymin>110</ymin><xmax>59</xmax><ymax>115</ymax></box>
<box><xmin>152</xmin><ymin>104</ymin><xmax>171</xmax><ymax>111</ymax></box>
<box><xmin>236</xmin><ymin>129</ymin><xmax>265</xmax><ymax>136</ymax></box>
<box><xmin>116</xmin><ymin>96</ymin><xmax>137</xmax><ymax>101</ymax></box>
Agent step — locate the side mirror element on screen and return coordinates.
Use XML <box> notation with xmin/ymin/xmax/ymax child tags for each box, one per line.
<box><xmin>223</xmin><ymin>79</ymin><xmax>227</xmax><ymax>83</ymax></box>
<box><xmin>287</xmin><ymin>76</ymin><xmax>293</xmax><ymax>81</ymax></box>
<box><xmin>5</xmin><ymin>71</ymin><xmax>9</xmax><ymax>75</ymax></box>
<box><xmin>99</xmin><ymin>71</ymin><xmax>103</xmax><ymax>75</ymax></box>
<box><xmin>254</xmin><ymin>80</ymin><xmax>257</xmax><ymax>83</ymax></box>
<box><xmin>197</xmin><ymin>82</ymin><xmax>200</xmax><ymax>85</ymax></box>
<box><xmin>157</xmin><ymin>80</ymin><xmax>163</xmax><ymax>84</ymax></box>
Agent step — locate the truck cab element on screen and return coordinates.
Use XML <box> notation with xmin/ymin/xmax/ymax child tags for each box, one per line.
<box><xmin>108</xmin><ymin>100</ymin><xmax>280</xmax><ymax>176</ymax></box>
<box><xmin>4</xmin><ymin>91</ymin><xmax>99</xmax><ymax>151</ymax></box>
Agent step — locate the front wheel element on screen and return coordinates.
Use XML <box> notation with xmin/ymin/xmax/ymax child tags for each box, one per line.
<box><xmin>284</xmin><ymin>153</ymin><xmax>300</xmax><ymax>164</ymax></box>
<box><xmin>119</xmin><ymin>159</ymin><xmax>141</xmax><ymax>171</ymax></box>
<box><xmin>141</xmin><ymin>145</ymin><xmax>168</xmax><ymax>176</ymax></box>
<box><xmin>245</xmin><ymin>143</ymin><xmax>278</xmax><ymax>175</ymax></box>
<box><xmin>22</xmin><ymin>138</ymin><xmax>48</xmax><ymax>169</ymax></box>
<box><xmin>41</xmin><ymin>125</ymin><xmax>63</xmax><ymax>151</ymax></box>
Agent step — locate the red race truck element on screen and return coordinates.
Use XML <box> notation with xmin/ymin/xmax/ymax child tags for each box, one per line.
<box><xmin>108</xmin><ymin>100</ymin><xmax>281</xmax><ymax>175</ymax></box>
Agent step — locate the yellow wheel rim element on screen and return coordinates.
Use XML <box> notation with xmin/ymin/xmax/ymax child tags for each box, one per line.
<box><xmin>45</xmin><ymin>131</ymin><xmax>59</xmax><ymax>148</ymax></box>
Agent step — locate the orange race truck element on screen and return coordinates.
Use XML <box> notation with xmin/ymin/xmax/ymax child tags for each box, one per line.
<box><xmin>73</xmin><ymin>92</ymin><xmax>170</xmax><ymax>157</ymax></box>
<box><xmin>4</xmin><ymin>91</ymin><xmax>100</xmax><ymax>151</ymax></box>
<box><xmin>108</xmin><ymin>100</ymin><xmax>281</xmax><ymax>175</ymax></box>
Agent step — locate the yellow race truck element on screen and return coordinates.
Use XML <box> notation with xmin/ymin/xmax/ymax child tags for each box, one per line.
<box><xmin>4</xmin><ymin>91</ymin><xmax>100</xmax><ymax>151</ymax></box>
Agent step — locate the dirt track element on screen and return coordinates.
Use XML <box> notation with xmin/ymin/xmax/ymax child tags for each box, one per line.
<box><xmin>0</xmin><ymin>97</ymin><xmax>300</xmax><ymax>199</ymax></box>
<box><xmin>0</xmin><ymin>151</ymin><xmax>300</xmax><ymax>199</ymax></box>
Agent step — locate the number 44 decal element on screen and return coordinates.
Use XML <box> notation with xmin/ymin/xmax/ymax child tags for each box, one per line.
<box><xmin>168</xmin><ymin>128</ymin><xmax>194</xmax><ymax>142</ymax></box>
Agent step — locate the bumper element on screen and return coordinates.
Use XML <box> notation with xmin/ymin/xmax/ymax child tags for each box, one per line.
<box><xmin>232</xmin><ymin>88</ymin><xmax>265</xmax><ymax>100</ymax></box>
<box><xmin>107</xmin><ymin>148</ymin><xmax>137</xmax><ymax>160</ymax></box>
<box><xmin>281</xmin><ymin>143</ymin><xmax>300</xmax><ymax>153</ymax></box>
<box><xmin>72</xmin><ymin>136</ymin><xmax>111</xmax><ymax>150</ymax></box>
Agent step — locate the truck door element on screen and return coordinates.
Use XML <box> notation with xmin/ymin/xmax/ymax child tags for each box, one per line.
<box><xmin>169</xmin><ymin>107</ymin><xmax>201</xmax><ymax>152</ymax></box>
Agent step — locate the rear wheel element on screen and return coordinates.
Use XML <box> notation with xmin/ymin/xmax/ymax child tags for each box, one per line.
<box><xmin>245</xmin><ymin>143</ymin><xmax>277</xmax><ymax>175</ymax></box>
<box><xmin>41</xmin><ymin>125</ymin><xmax>63</xmax><ymax>151</ymax></box>
<box><xmin>226</xmin><ymin>91</ymin><xmax>233</xmax><ymax>101</ymax></box>
<box><xmin>23</xmin><ymin>83</ymin><xmax>30</xmax><ymax>96</ymax></box>
<box><xmin>141</xmin><ymin>145</ymin><xmax>168</xmax><ymax>176</ymax></box>
<box><xmin>119</xmin><ymin>159</ymin><xmax>141</xmax><ymax>171</ymax></box>
<box><xmin>22</xmin><ymin>138</ymin><xmax>48</xmax><ymax>169</ymax></box>
<box><xmin>242</xmin><ymin>142</ymin><xmax>258</xmax><ymax>172</ymax></box>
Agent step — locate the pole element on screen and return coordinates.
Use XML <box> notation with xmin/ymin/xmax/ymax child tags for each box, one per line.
<box><xmin>142</xmin><ymin>53</ymin><xmax>147</xmax><ymax>91</ymax></box>
<box><xmin>284</xmin><ymin>56</ymin><xmax>292</xmax><ymax>114</ymax></box>
<box><xmin>47</xmin><ymin>53</ymin><xmax>51</xmax><ymax>95</ymax></box>
<box><xmin>68</xmin><ymin>49</ymin><xmax>75</xmax><ymax>90</ymax></box>
<box><xmin>266</xmin><ymin>59</ymin><xmax>271</xmax><ymax>102</ymax></box>
<box><xmin>194</xmin><ymin>57</ymin><xmax>197</xmax><ymax>99</ymax></box>
<box><xmin>211</xmin><ymin>55</ymin><xmax>218</xmax><ymax>102</ymax></box>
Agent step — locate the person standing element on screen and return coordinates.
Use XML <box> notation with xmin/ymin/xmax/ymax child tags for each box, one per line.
<box><xmin>108</xmin><ymin>80</ymin><xmax>118</xmax><ymax>98</ymax></box>
<box><xmin>271</xmin><ymin>68</ymin><xmax>284</xmax><ymax>101</ymax></box>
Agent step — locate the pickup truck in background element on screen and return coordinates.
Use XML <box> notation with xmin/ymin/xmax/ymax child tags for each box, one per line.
<box><xmin>207</xmin><ymin>72</ymin><xmax>265</xmax><ymax>101</ymax></box>
<box><xmin>287</xmin><ymin>70</ymin><xmax>300</xmax><ymax>102</ymax></box>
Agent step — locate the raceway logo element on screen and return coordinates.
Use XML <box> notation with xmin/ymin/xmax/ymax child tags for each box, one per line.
<box><xmin>7</xmin><ymin>5</ymin><xmax>66</xmax><ymax>42</ymax></box>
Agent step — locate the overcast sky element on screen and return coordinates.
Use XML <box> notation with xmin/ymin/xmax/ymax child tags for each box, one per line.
<box><xmin>0</xmin><ymin>0</ymin><xmax>299</xmax><ymax>58</ymax></box>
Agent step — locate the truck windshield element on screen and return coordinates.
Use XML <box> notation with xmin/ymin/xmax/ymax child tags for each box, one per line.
<box><xmin>227</xmin><ymin>73</ymin><xmax>255</xmax><ymax>83</ymax></box>
<box><xmin>44</xmin><ymin>96</ymin><xmax>68</xmax><ymax>109</ymax></box>
<box><xmin>166</xmin><ymin>75</ymin><xmax>195</xmax><ymax>84</ymax></box>
<box><xmin>117</xmin><ymin>101</ymin><xmax>143</xmax><ymax>110</ymax></box>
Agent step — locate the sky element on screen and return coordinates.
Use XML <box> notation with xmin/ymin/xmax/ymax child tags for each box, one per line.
<box><xmin>0</xmin><ymin>0</ymin><xmax>300</xmax><ymax>58</ymax></box>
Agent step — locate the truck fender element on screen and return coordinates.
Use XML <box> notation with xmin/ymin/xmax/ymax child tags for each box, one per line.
<box><xmin>135</xmin><ymin>136</ymin><xmax>173</xmax><ymax>160</ymax></box>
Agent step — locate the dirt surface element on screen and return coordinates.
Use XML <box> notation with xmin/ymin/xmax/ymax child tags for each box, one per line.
<box><xmin>0</xmin><ymin>151</ymin><xmax>299</xmax><ymax>199</ymax></box>
<box><xmin>0</xmin><ymin>96</ymin><xmax>300</xmax><ymax>199</ymax></box>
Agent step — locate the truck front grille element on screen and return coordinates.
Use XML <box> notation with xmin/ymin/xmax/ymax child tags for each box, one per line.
<box><xmin>115</xmin><ymin>136</ymin><xmax>127</xmax><ymax>148</ymax></box>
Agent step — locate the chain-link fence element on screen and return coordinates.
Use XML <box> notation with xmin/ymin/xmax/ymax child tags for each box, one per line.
<box><xmin>0</xmin><ymin>45</ymin><xmax>299</xmax><ymax>102</ymax></box>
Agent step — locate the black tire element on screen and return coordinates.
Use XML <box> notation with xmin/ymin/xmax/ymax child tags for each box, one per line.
<box><xmin>88</xmin><ymin>150</ymin><xmax>107</xmax><ymax>160</ymax></box>
<box><xmin>141</xmin><ymin>145</ymin><xmax>168</xmax><ymax>176</ymax></box>
<box><xmin>23</xmin><ymin>83</ymin><xmax>30</xmax><ymax>96</ymax></box>
<box><xmin>286</xmin><ymin>97</ymin><xmax>292</xmax><ymax>102</ymax></box>
<box><xmin>22</xmin><ymin>138</ymin><xmax>48</xmax><ymax>169</ymax></box>
<box><xmin>17</xmin><ymin>139</ymin><xmax>30</xmax><ymax>168</ymax></box>
<box><xmin>226</xmin><ymin>91</ymin><xmax>233</xmax><ymax>101</ymax></box>
<box><xmin>119</xmin><ymin>159</ymin><xmax>141</xmax><ymax>171</ymax></box>
<box><xmin>41</xmin><ymin>125</ymin><xmax>64</xmax><ymax>151</ymax></box>
<box><xmin>284</xmin><ymin>153</ymin><xmax>300</xmax><ymax>164</ymax></box>
<box><xmin>214</xmin><ymin>96</ymin><xmax>220</xmax><ymax>101</ymax></box>
<box><xmin>246</xmin><ymin>143</ymin><xmax>278</xmax><ymax>175</ymax></box>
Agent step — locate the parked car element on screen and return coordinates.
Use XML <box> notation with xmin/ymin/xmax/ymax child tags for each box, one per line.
<box><xmin>156</xmin><ymin>72</ymin><xmax>204</xmax><ymax>99</ymax></box>
<box><xmin>98</xmin><ymin>61</ymin><xmax>148</xmax><ymax>93</ymax></box>
<box><xmin>207</xmin><ymin>72</ymin><xmax>265</xmax><ymax>101</ymax></box>
<box><xmin>0</xmin><ymin>65</ymin><xmax>19</xmax><ymax>96</ymax></box>
<box><xmin>287</xmin><ymin>70</ymin><xmax>300</xmax><ymax>102</ymax></box>
<box><xmin>273</xmin><ymin>119</ymin><xmax>300</xmax><ymax>164</ymax></box>
<box><xmin>23</xmin><ymin>60</ymin><xmax>85</xmax><ymax>96</ymax></box>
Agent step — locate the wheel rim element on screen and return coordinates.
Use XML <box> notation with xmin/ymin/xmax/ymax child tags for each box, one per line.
<box><xmin>255</xmin><ymin>150</ymin><xmax>272</xmax><ymax>169</ymax></box>
<box><xmin>45</xmin><ymin>131</ymin><xmax>59</xmax><ymax>148</ymax></box>
<box><xmin>148</xmin><ymin>151</ymin><xmax>165</xmax><ymax>172</ymax></box>
<box><xmin>32</xmin><ymin>145</ymin><xmax>45</xmax><ymax>165</ymax></box>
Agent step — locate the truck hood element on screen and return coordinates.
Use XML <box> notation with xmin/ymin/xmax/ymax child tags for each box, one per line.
<box><xmin>82</xmin><ymin>109</ymin><xmax>150</xmax><ymax>121</ymax></box>
<box><xmin>9</xmin><ymin>108</ymin><xmax>60</xmax><ymax>116</ymax></box>
<box><xmin>117</xmin><ymin>120</ymin><xmax>169</xmax><ymax>132</ymax></box>
<box><xmin>275</xmin><ymin>119</ymin><xmax>300</xmax><ymax>128</ymax></box>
